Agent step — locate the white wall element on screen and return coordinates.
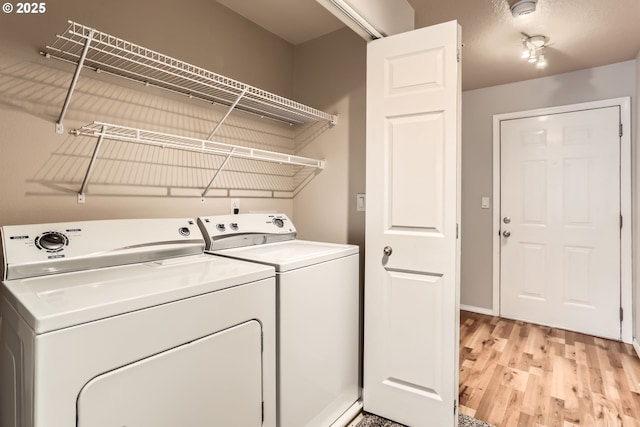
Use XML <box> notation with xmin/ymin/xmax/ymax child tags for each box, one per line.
<box><xmin>292</xmin><ymin>29</ymin><xmax>367</xmax><ymax>248</ymax></box>
<box><xmin>0</xmin><ymin>0</ymin><xmax>299</xmax><ymax>226</ymax></box>
<box><xmin>461</xmin><ymin>60</ymin><xmax>637</xmax><ymax>311</ymax></box>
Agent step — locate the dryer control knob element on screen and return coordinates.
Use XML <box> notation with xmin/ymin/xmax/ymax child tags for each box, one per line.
<box><xmin>216</xmin><ymin>223</ymin><xmax>226</xmax><ymax>232</ymax></box>
<box><xmin>273</xmin><ymin>218</ymin><xmax>284</xmax><ymax>228</ymax></box>
<box><xmin>36</xmin><ymin>232</ymin><xmax>68</xmax><ymax>251</ymax></box>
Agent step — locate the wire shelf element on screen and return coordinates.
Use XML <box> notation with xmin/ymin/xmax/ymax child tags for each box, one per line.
<box><xmin>43</xmin><ymin>21</ymin><xmax>338</xmax><ymax>129</ymax></box>
<box><xmin>71</xmin><ymin>122</ymin><xmax>325</xmax><ymax>202</ymax></box>
<box><xmin>73</xmin><ymin>122</ymin><xmax>326</xmax><ymax>169</ymax></box>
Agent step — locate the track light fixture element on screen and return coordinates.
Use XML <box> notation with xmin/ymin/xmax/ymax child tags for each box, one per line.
<box><xmin>521</xmin><ymin>35</ymin><xmax>548</xmax><ymax>69</ymax></box>
<box><xmin>511</xmin><ymin>0</ymin><xmax>538</xmax><ymax>17</ymax></box>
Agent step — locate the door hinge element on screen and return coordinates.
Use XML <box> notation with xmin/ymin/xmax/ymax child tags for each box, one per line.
<box><xmin>454</xmin><ymin>400</ymin><xmax>458</xmax><ymax>414</ymax></box>
<box><xmin>262</xmin><ymin>401</ymin><xmax>265</xmax><ymax>421</ymax></box>
<box><xmin>619</xmin><ymin>123</ymin><xmax>623</xmax><ymax>137</ymax></box>
<box><xmin>620</xmin><ymin>307</ymin><xmax>624</xmax><ymax>322</ymax></box>
<box><xmin>620</xmin><ymin>214</ymin><xmax>623</xmax><ymax>229</ymax></box>
<box><xmin>457</xmin><ymin>48</ymin><xmax>461</xmax><ymax>63</ymax></box>
<box><xmin>456</xmin><ymin>223</ymin><xmax>459</xmax><ymax>239</ymax></box>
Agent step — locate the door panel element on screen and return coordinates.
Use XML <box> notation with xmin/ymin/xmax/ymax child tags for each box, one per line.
<box><xmin>521</xmin><ymin>243</ymin><xmax>546</xmax><ymax>299</ymax></box>
<box><xmin>364</xmin><ymin>21</ymin><xmax>461</xmax><ymax>427</ymax></box>
<box><xmin>385</xmin><ymin>47</ymin><xmax>444</xmax><ymax>94</ymax></box>
<box><xmin>500</xmin><ymin>107</ymin><xmax>620</xmax><ymax>339</ymax></box>
<box><xmin>388</xmin><ymin>112</ymin><xmax>444</xmax><ymax>230</ymax></box>
<box><xmin>386</xmin><ymin>271</ymin><xmax>444</xmax><ymax>398</ymax></box>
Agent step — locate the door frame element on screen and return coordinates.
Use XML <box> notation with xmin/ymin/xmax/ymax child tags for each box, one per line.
<box><xmin>491</xmin><ymin>97</ymin><xmax>632</xmax><ymax>343</ymax></box>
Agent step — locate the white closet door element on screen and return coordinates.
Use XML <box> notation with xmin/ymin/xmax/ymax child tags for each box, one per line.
<box><xmin>364</xmin><ymin>20</ymin><xmax>461</xmax><ymax>427</ymax></box>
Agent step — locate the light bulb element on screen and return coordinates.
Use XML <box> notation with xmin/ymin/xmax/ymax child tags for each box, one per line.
<box><xmin>536</xmin><ymin>54</ymin><xmax>547</xmax><ymax>68</ymax></box>
<box><xmin>528</xmin><ymin>52</ymin><xmax>537</xmax><ymax>63</ymax></box>
<box><xmin>521</xmin><ymin>48</ymin><xmax>530</xmax><ymax>59</ymax></box>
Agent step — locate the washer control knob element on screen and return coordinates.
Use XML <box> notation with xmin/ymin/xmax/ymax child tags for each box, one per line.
<box><xmin>216</xmin><ymin>223</ymin><xmax>226</xmax><ymax>232</ymax></box>
<box><xmin>36</xmin><ymin>232</ymin><xmax>67</xmax><ymax>251</ymax></box>
<box><xmin>273</xmin><ymin>218</ymin><xmax>284</xmax><ymax>228</ymax></box>
<box><xmin>230</xmin><ymin>223</ymin><xmax>239</xmax><ymax>231</ymax></box>
<box><xmin>178</xmin><ymin>227</ymin><xmax>191</xmax><ymax>237</ymax></box>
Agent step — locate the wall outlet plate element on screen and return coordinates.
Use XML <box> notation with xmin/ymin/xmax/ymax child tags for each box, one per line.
<box><xmin>231</xmin><ymin>198</ymin><xmax>240</xmax><ymax>214</ymax></box>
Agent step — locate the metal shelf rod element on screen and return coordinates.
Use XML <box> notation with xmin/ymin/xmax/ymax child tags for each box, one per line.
<box><xmin>54</xmin><ymin>29</ymin><xmax>93</xmax><ymax>134</ymax></box>
<box><xmin>201</xmin><ymin>147</ymin><xmax>236</xmax><ymax>199</ymax></box>
<box><xmin>207</xmin><ymin>86</ymin><xmax>248</xmax><ymax>140</ymax></box>
<box><xmin>77</xmin><ymin>124</ymin><xmax>106</xmax><ymax>202</ymax></box>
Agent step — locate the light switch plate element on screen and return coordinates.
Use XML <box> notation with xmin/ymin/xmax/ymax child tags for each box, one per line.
<box><xmin>481</xmin><ymin>196</ymin><xmax>490</xmax><ymax>209</ymax></box>
<box><xmin>357</xmin><ymin>193</ymin><xmax>366</xmax><ymax>212</ymax></box>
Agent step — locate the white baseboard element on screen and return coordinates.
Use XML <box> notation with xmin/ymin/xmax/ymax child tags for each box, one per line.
<box><xmin>460</xmin><ymin>304</ymin><xmax>495</xmax><ymax>316</ymax></box>
<box><xmin>633</xmin><ymin>339</ymin><xmax>640</xmax><ymax>359</ymax></box>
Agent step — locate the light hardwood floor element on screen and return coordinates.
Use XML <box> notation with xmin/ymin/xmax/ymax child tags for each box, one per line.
<box><xmin>459</xmin><ymin>311</ymin><xmax>640</xmax><ymax>427</ymax></box>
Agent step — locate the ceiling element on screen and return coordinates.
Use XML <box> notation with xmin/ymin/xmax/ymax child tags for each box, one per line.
<box><xmin>217</xmin><ymin>0</ymin><xmax>640</xmax><ymax>91</ymax></box>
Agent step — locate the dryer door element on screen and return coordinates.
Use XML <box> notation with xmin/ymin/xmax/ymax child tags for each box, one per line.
<box><xmin>77</xmin><ymin>320</ymin><xmax>263</xmax><ymax>427</ymax></box>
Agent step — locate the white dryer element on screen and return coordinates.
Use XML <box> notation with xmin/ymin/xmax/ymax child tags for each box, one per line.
<box><xmin>197</xmin><ymin>213</ymin><xmax>361</xmax><ymax>427</ymax></box>
<box><xmin>0</xmin><ymin>218</ymin><xmax>276</xmax><ymax>427</ymax></box>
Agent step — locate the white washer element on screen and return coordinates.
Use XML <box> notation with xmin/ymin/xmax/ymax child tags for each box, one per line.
<box><xmin>0</xmin><ymin>218</ymin><xmax>276</xmax><ymax>427</ymax></box>
<box><xmin>198</xmin><ymin>213</ymin><xmax>361</xmax><ymax>427</ymax></box>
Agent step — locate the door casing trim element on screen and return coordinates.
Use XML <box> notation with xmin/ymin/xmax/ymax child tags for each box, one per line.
<box><xmin>491</xmin><ymin>97</ymin><xmax>632</xmax><ymax>343</ymax></box>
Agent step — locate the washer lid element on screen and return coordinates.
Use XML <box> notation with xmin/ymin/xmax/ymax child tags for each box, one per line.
<box><xmin>1</xmin><ymin>254</ymin><xmax>274</xmax><ymax>334</ymax></box>
<box><xmin>212</xmin><ymin>240</ymin><xmax>359</xmax><ymax>272</ymax></box>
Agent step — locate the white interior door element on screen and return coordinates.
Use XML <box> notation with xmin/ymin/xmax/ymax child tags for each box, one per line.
<box><xmin>364</xmin><ymin>21</ymin><xmax>461</xmax><ymax>427</ymax></box>
<box><xmin>500</xmin><ymin>107</ymin><xmax>621</xmax><ymax>340</ymax></box>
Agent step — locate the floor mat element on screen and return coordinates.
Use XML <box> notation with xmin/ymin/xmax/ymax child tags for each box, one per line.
<box><xmin>356</xmin><ymin>412</ymin><xmax>496</xmax><ymax>427</ymax></box>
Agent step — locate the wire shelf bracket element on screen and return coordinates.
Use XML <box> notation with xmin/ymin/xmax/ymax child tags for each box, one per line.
<box><xmin>71</xmin><ymin>122</ymin><xmax>326</xmax><ymax>203</ymax></box>
<box><xmin>77</xmin><ymin>123</ymin><xmax>106</xmax><ymax>203</ymax></box>
<box><xmin>43</xmin><ymin>21</ymin><xmax>339</xmax><ymax>134</ymax></box>
<box><xmin>208</xmin><ymin>86</ymin><xmax>248</xmax><ymax>140</ymax></box>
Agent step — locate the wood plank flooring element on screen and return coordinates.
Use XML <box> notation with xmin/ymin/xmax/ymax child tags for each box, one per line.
<box><xmin>459</xmin><ymin>311</ymin><xmax>640</xmax><ymax>427</ymax></box>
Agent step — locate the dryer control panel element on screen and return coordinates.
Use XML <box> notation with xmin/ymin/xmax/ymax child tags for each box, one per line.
<box><xmin>198</xmin><ymin>214</ymin><xmax>296</xmax><ymax>251</ymax></box>
<box><xmin>1</xmin><ymin>218</ymin><xmax>204</xmax><ymax>280</ymax></box>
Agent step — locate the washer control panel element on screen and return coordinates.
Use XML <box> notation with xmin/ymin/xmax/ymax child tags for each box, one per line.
<box><xmin>198</xmin><ymin>214</ymin><xmax>294</xmax><ymax>236</ymax></box>
<box><xmin>197</xmin><ymin>213</ymin><xmax>296</xmax><ymax>250</ymax></box>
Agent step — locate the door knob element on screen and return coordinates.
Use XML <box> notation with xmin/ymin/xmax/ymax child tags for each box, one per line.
<box><xmin>383</xmin><ymin>246</ymin><xmax>393</xmax><ymax>256</ymax></box>
<box><xmin>503</xmin><ymin>216</ymin><xmax>511</xmax><ymax>224</ymax></box>
<box><xmin>502</xmin><ymin>230</ymin><xmax>511</xmax><ymax>238</ymax></box>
